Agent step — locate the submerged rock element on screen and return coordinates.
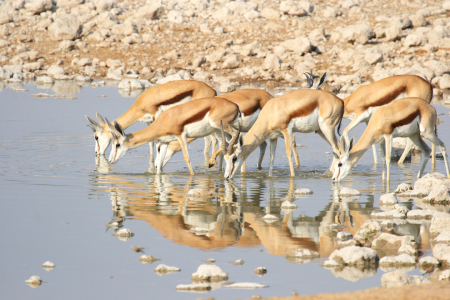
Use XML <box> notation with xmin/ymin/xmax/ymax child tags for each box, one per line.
<box><xmin>254</xmin><ymin>267</ymin><xmax>267</xmax><ymax>275</ymax></box>
<box><xmin>394</xmin><ymin>183</ymin><xmax>413</xmax><ymax>193</ymax></box>
<box><xmin>381</xmin><ymin>270</ymin><xmax>429</xmax><ymax>287</ymax></box>
<box><xmin>353</xmin><ymin>219</ymin><xmax>381</xmax><ymax>247</ymax></box>
<box><xmin>430</xmin><ymin>212</ymin><xmax>450</xmax><ymax>238</ymax></box>
<box><xmin>139</xmin><ymin>255</ymin><xmax>160</xmax><ymax>264</ymax></box>
<box><xmin>285</xmin><ymin>248</ymin><xmax>320</xmax><ymax>263</ymax></box>
<box><xmin>154</xmin><ymin>264</ymin><xmax>181</xmax><ymax>274</ymax></box>
<box><xmin>42</xmin><ymin>261</ymin><xmax>55</xmax><ymax>271</ymax></box>
<box><xmin>224</xmin><ymin>282</ymin><xmax>268</xmax><ymax>289</ymax></box>
<box><xmin>191</xmin><ymin>265</ymin><xmax>228</xmax><ymax>281</ymax></box>
<box><xmin>113</xmin><ymin>228</ymin><xmax>134</xmax><ymax>241</ymax></box>
<box><xmin>294</xmin><ymin>188</ymin><xmax>313</xmax><ymax>195</ymax></box>
<box><xmin>418</xmin><ymin>256</ymin><xmax>440</xmax><ymax>270</ymax></box>
<box><xmin>329</xmin><ymin>246</ymin><xmax>379</xmax><ymax>266</ymax></box>
<box><xmin>428</xmin><ymin>269</ymin><xmax>450</xmax><ymax>282</ymax></box>
<box><xmin>186</xmin><ymin>188</ymin><xmax>215</xmax><ymax>199</ymax></box>
<box><xmin>379</xmin><ymin>254</ymin><xmax>417</xmax><ymax>267</ymax></box>
<box><xmin>371</xmin><ymin>233</ymin><xmax>416</xmax><ymax>254</ymax></box>
<box><xmin>336</xmin><ymin>231</ymin><xmax>353</xmax><ymax>241</ymax></box>
<box><xmin>230</xmin><ymin>259</ymin><xmax>244</xmax><ymax>265</ymax></box>
<box><xmin>25</xmin><ymin>276</ymin><xmax>42</xmax><ymax>287</ymax></box>
<box><xmin>176</xmin><ymin>283</ymin><xmax>211</xmax><ymax>291</ymax></box>
<box><xmin>281</xmin><ymin>200</ymin><xmax>297</xmax><ymax>209</ymax></box>
<box><xmin>379</xmin><ymin>193</ymin><xmax>398</xmax><ymax>205</ymax></box>
<box><xmin>432</xmin><ymin>244</ymin><xmax>450</xmax><ymax>266</ymax></box>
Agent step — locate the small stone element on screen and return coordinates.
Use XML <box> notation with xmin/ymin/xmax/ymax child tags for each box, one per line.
<box><xmin>336</xmin><ymin>231</ymin><xmax>353</xmax><ymax>242</ymax></box>
<box><xmin>428</xmin><ymin>269</ymin><xmax>450</xmax><ymax>282</ymax></box>
<box><xmin>294</xmin><ymin>188</ymin><xmax>313</xmax><ymax>195</ymax></box>
<box><xmin>42</xmin><ymin>261</ymin><xmax>55</xmax><ymax>271</ymax></box>
<box><xmin>176</xmin><ymin>283</ymin><xmax>211</xmax><ymax>291</ymax></box>
<box><xmin>224</xmin><ymin>282</ymin><xmax>268</xmax><ymax>289</ymax></box>
<box><xmin>186</xmin><ymin>188</ymin><xmax>215</xmax><ymax>199</ymax></box>
<box><xmin>25</xmin><ymin>276</ymin><xmax>42</xmax><ymax>287</ymax></box>
<box><xmin>321</xmin><ymin>259</ymin><xmax>340</xmax><ymax>267</ymax></box>
<box><xmin>379</xmin><ymin>193</ymin><xmax>398</xmax><ymax>205</ymax></box>
<box><xmin>432</xmin><ymin>244</ymin><xmax>450</xmax><ymax>266</ymax></box>
<box><xmin>154</xmin><ymin>264</ymin><xmax>180</xmax><ymax>274</ymax></box>
<box><xmin>204</xmin><ymin>259</ymin><xmax>215</xmax><ymax>263</ymax></box>
<box><xmin>113</xmin><ymin>228</ymin><xmax>134</xmax><ymax>237</ymax></box>
<box><xmin>398</xmin><ymin>244</ymin><xmax>418</xmax><ymax>256</ymax></box>
<box><xmin>191</xmin><ymin>265</ymin><xmax>228</xmax><ymax>281</ymax></box>
<box><xmin>329</xmin><ymin>246</ymin><xmax>379</xmax><ymax>266</ymax></box>
<box><xmin>139</xmin><ymin>255</ymin><xmax>160</xmax><ymax>264</ymax></box>
<box><xmin>254</xmin><ymin>267</ymin><xmax>267</xmax><ymax>275</ymax></box>
<box><xmin>379</xmin><ymin>254</ymin><xmax>417</xmax><ymax>267</ymax></box>
<box><xmin>418</xmin><ymin>256</ymin><xmax>440</xmax><ymax>270</ymax></box>
<box><xmin>434</xmin><ymin>231</ymin><xmax>450</xmax><ymax>244</ymax></box>
<box><xmin>230</xmin><ymin>259</ymin><xmax>244</xmax><ymax>265</ymax></box>
<box><xmin>407</xmin><ymin>209</ymin><xmax>436</xmax><ymax>220</ymax></box>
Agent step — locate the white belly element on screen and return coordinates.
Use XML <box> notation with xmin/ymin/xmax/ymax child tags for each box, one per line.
<box><xmin>392</xmin><ymin>116</ymin><xmax>419</xmax><ymax>138</ymax></box>
<box><xmin>289</xmin><ymin>108</ymin><xmax>320</xmax><ymax>133</ymax></box>
<box><xmin>183</xmin><ymin>112</ymin><xmax>215</xmax><ymax>138</ymax></box>
<box><xmin>234</xmin><ymin>110</ymin><xmax>260</xmax><ymax>131</ymax></box>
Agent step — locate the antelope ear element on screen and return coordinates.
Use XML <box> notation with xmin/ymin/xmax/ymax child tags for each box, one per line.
<box><xmin>348</xmin><ymin>137</ymin><xmax>354</xmax><ymax>152</ymax></box>
<box><xmin>96</xmin><ymin>112</ymin><xmax>106</xmax><ymax>125</ymax></box>
<box><xmin>105</xmin><ymin>118</ymin><xmax>121</xmax><ymax>138</ymax></box>
<box><xmin>86</xmin><ymin>115</ymin><xmax>102</xmax><ymax>132</ymax></box>
<box><xmin>111</xmin><ymin>131</ymin><xmax>118</xmax><ymax>140</ymax></box>
<box><xmin>339</xmin><ymin>136</ymin><xmax>346</xmax><ymax>152</ymax></box>
<box><xmin>314</xmin><ymin>71</ymin><xmax>329</xmax><ymax>90</ymax></box>
<box><xmin>333</xmin><ymin>152</ymin><xmax>339</xmax><ymax>159</ymax></box>
<box><xmin>114</xmin><ymin>121</ymin><xmax>125</xmax><ymax>137</ymax></box>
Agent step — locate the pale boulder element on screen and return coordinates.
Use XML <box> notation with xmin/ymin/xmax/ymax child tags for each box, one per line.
<box><xmin>48</xmin><ymin>14</ymin><xmax>82</xmax><ymax>41</ymax></box>
<box><xmin>381</xmin><ymin>271</ymin><xmax>429</xmax><ymax>287</ymax></box>
<box><xmin>329</xmin><ymin>246</ymin><xmax>379</xmax><ymax>266</ymax></box>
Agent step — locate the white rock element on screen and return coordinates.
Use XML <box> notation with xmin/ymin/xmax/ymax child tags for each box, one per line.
<box><xmin>322</xmin><ymin>259</ymin><xmax>340</xmax><ymax>267</ymax></box>
<box><xmin>397</xmin><ymin>189</ymin><xmax>429</xmax><ymax>198</ymax></box>
<box><xmin>381</xmin><ymin>270</ymin><xmax>429</xmax><ymax>287</ymax></box>
<box><xmin>139</xmin><ymin>255</ymin><xmax>159</xmax><ymax>264</ymax></box>
<box><xmin>92</xmin><ymin>0</ymin><xmax>117</xmax><ymax>13</ymax></box>
<box><xmin>339</xmin><ymin>187</ymin><xmax>361</xmax><ymax>197</ymax></box>
<box><xmin>25</xmin><ymin>0</ymin><xmax>53</xmax><ymax>15</ymax></box>
<box><xmin>56</xmin><ymin>0</ymin><xmax>85</xmax><ymax>8</ymax></box>
<box><xmin>35</xmin><ymin>76</ymin><xmax>54</xmax><ymax>84</ymax></box>
<box><xmin>407</xmin><ymin>209</ymin><xmax>436</xmax><ymax>220</ymax></box>
<box><xmin>167</xmin><ymin>10</ymin><xmax>185</xmax><ymax>24</ymax></box>
<box><xmin>280</xmin><ymin>1</ymin><xmax>307</xmax><ymax>16</ymax></box>
<box><xmin>394</xmin><ymin>183</ymin><xmax>413</xmax><ymax>193</ymax></box>
<box><xmin>224</xmin><ymin>282</ymin><xmax>268</xmax><ymax>289</ymax></box>
<box><xmin>365</xmin><ymin>52</ymin><xmax>383</xmax><ymax>65</ymax></box>
<box><xmin>48</xmin><ymin>14</ymin><xmax>82</xmax><ymax>41</ymax></box>
<box><xmin>191</xmin><ymin>264</ymin><xmax>228</xmax><ymax>281</ymax></box>
<box><xmin>261</xmin><ymin>8</ymin><xmax>281</xmax><ymax>20</ymax></box>
<box><xmin>155</xmin><ymin>73</ymin><xmax>184</xmax><ymax>85</ymax></box>
<box><xmin>371</xmin><ymin>233</ymin><xmax>415</xmax><ymax>252</ymax></box>
<box><xmin>23</xmin><ymin>62</ymin><xmax>43</xmax><ymax>72</ymax></box>
<box><xmin>379</xmin><ymin>193</ymin><xmax>398</xmax><ymax>205</ymax></box>
<box><xmin>337</xmin><ymin>231</ymin><xmax>353</xmax><ymax>242</ymax></box>
<box><xmin>118</xmin><ymin>79</ymin><xmax>144</xmax><ymax>90</ymax></box>
<box><xmin>154</xmin><ymin>264</ymin><xmax>180</xmax><ymax>273</ymax></box>
<box><xmin>176</xmin><ymin>283</ymin><xmax>211</xmax><ymax>291</ymax></box>
<box><xmin>0</xmin><ymin>12</ymin><xmax>13</xmax><ymax>25</ymax></box>
<box><xmin>379</xmin><ymin>254</ymin><xmax>416</xmax><ymax>267</ymax></box>
<box><xmin>398</xmin><ymin>244</ymin><xmax>418</xmax><ymax>256</ymax></box>
<box><xmin>440</xmin><ymin>74</ymin><xmax>450</xmax><ymax>89</ymax></box>
<box><xmin>418</xmin><ymin>256</ymin><xmax>440</xmax><ymax>269</ymax></box>
<box><xmin>430</xmin><ymin>212</ymin><xmax>450</xmax><ymax>238</ymax></box>
<box><xmin>262</xmin><ymin>54</ymin><xmax>281</xmax><ymax>71</ymax></box>
<box><xmin>46</xmin><ymin>65</ymin><xmax>67</xmax><ymax>77</ymax></box>
<box><xmin>218</xmin><ymin>82</ymin><xmax>236</xmax><ymax>93</ymax></box>
<box><xmin>75</xmin><ymin>75</ymin><xmax>92</xmax><ymax>82</ymax></box>
<box><xmin>434</xmin><ymin>230</ymin><xmax>450</xmax><ymax>244</ymax></box>
<box><xmin>221</xmin><ymin>54</ymin><xmax>240</xmax><ymax>69</ymax></box>
<box><xmin>404</xmin><ymin>34</ymin><xmax>427</xmax><ymax>47</ymax></box>
<box><xmin>329</xmin><ymin>246</ymin><xmax>379</xmax><ymax>266</ymax></box>
<box><xmin>254</xmin><ymin>267</ymin><xmax>267</xmax><ymax>275</ymax></box>
<box><xmin>432</xmin><ymin>244</ymin><xmax>450</xmax><ymax>265</ymax></box>
<box><xmin>342</xmin><ymin>24</ymin><xmax>374</xmax><ymax>44</ymax></box>
<box><xmin>385</xmin><ymin>26</ymin><xmax>402</xmax><ymax>42</ymax></box>
<box><xmin>25</xmin><ymin>275</ymin><xmax>42</xmax><ymax>286</ymax></box>
<box><xmin>294</xmin><ymin>188</ymin><xmax>313</xmax><ymax>195</ymax></box>
<box><xmin>136</xmin><ymin>3</ymin><xmax>164</xmax><ymax>20</ymax></box>
<box><xmin>281</xmin><ymin>37</ymin><xmax>311</xmax><ymax>55</ymax></box>
<box><xmin>353</xmin><ymin>219</ymin><xmax>381</xmax><ymax>246</ymax></box>
<box><xmin>423</xmin><ymin>186</ymin><xmax>450</xmax><ymax>203</ymax></box>
<box><xmin>42</xmin><ymin>261</ymin><xmax>55</xmax><ymax>269</ymax></box>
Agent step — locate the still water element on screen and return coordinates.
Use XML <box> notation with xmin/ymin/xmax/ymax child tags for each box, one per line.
<box><xmin>1</xmin><ymin>81</ymin><xmax>449</xmax><ymax>299</ymax></box>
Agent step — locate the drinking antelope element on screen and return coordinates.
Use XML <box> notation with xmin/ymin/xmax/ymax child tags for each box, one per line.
<box><xmin>222</xmin><ymin>89</ymin><xmax>344</xmax><ymax>178</ymax></box>
<box><xmin>332</xmin><ymin>97</ymin><xmax>450</xmax><ymax>182</ymax></box>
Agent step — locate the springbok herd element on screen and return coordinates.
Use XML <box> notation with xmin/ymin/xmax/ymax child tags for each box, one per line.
<box><xmin>86</xmin><ymin>74</ymin><xmax>450</xmax><ymax>182</ymax></box>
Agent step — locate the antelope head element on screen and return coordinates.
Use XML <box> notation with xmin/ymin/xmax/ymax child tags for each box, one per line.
<box><xmin>85</xmin><ymin>112</ymin><xmax>114</xmax><ymax>155</ymax></box>
<box><xmin>106</xmin><ymin>119</ymin><xmax>129</xmax><ymax>164</ymax></box>
<box><xmin>222</xmin><ymin>121</ymin><xmax>243</xmax><ymax>179</ymax></box>
<box><xmin>332</xmin><ymin>137</ymin><xmax>354</xmax><ymax>182</ymax></box>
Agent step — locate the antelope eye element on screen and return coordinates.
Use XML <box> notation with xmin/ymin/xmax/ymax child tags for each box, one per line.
<box><xmin>232</xmin><ymin>156</ymin><xmax>237</xmax><ymax>162</ymax></box>
<box><xmin>95</xmin><ymin>136</ymin><xmax>98</xmax><ymax>140</ymax></box>
<box><xmin>116</xmin><ymin>144</ymin><xmax>120</xmax><ymax>148</ymax></box>
<box><xmin>338</xmin><ymin>163</ymin><xmax>342</xmax><ymax>167</ymax></box>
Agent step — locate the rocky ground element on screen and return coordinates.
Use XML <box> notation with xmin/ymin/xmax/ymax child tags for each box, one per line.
<box><xmin>1</xmin><ymin>0</ymin><xmax>450</xmax><ymax>98</ymax></box>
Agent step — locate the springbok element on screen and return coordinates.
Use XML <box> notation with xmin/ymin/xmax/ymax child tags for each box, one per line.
<box><xmin>107</xmin><ymin>97</ymin><xmax>241</xmax><ymax>175</ymax></box>
<box><xmin>85</xmin><ymin>80</ymin><xmax>217</xmax><ymax>166</ymax></box>
<box><xmin>222</xmin><ymin>89</ymin><xmax>344</xmax><ymax>179</ymax></box>
<box><xmin>340</xmin><ymin>75</ymin><xmax>433</xmax><ymax>164</ymax></box>
<box><xmin>332</xmin><ymin>97</ymin><xmax>450</xmax><ymax>182</ymax></box>
<box><xmin>154</xmin><ymin>72</ymin><xmax>330</xmax><ymax>172</ymax></box>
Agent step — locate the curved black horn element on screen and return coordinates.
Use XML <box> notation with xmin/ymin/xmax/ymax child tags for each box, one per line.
<box><xmin>227</xmin><ymin>122</ymin><xmax>241</xmax><ymax>155</ymax></box>
<box><xmin>304</xmin><ymin>72</ymin><xmax>314</xmax><ymax>89</ymax></box>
